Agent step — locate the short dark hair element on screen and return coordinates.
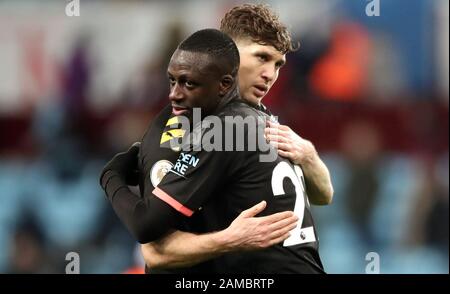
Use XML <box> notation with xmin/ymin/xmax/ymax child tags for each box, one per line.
<box><xmin>220</xmin><ymin>4</ymin><xmax>297</xmax><ymax>54</ymax></box>
<box><xmin>178</xmin><ymin>28</ymin><xmax>240</xmax><ymax>76</ymax></box>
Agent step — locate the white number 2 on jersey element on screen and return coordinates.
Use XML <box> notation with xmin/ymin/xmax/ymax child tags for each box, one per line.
<box><xmin>271</xmin><ymin>161</ymin><xmax>316</xmax><ymax>246</ymax></box>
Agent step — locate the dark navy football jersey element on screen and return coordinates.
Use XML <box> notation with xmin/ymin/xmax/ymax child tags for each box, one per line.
<box><xmin>151</xmin><ymin>100</ymin><xmax>325</xmax><ymax>274</ymax></box>
<box><xmin>139</xmin><ymin>104</ymin><xmax>220</xmax><ymax>274</ymax></box>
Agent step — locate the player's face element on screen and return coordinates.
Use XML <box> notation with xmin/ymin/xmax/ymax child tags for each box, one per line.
<box><xmin>235</xmin><ymin>38</ymin><xmax>286</xmax><ymax>106</ymax></box>
<box><xmin>167</xmin><ymin>49</ymin><xmax>223</xmax><ymax>117</ymax></box>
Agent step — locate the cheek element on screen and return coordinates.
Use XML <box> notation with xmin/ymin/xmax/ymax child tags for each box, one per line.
<box><xmin>238</xmin><ymin>67</ymin><xmax>253</xmax><ymax>87</ymax></box>
<box><xmin>203</xmin><ymin>89</ymin><xmax>218</xmax><ymax>107</ymax></box>
<box><xmin>269</xmin><ymin>70</ymin><xmax>280</xmax><ymax>87</ymax></box>
<box><xmin>187</xmin><ymin>92</ymin><xmax>202</xmax><ymax>107</ymax></box>
<box><xmin>275</xmin><ymin>70</ymin><xmax>280</xmax><ymax>81</ymax></box>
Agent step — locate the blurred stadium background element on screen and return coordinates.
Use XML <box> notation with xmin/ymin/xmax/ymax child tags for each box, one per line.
<box><xmin>0</xmin><ymin>0</ymin><xmax>448</xmax><ymax>274</ymax></box>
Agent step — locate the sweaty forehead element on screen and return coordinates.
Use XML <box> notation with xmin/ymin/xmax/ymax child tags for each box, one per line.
<box><xmin>168</xmin><ymin>50</ymin><xmax>214</xmax><ymax>75</ymax></box>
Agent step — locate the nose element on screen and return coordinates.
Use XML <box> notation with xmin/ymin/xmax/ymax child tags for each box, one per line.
<box><xmin>168</xmin><ymin>83</ymin><xmax>184</xmax><ymax>102</ymax></box>
<box><xmin>261</xmin><ymin>65</ymin><xmax>277</xmax><ymax>84</ymax></box>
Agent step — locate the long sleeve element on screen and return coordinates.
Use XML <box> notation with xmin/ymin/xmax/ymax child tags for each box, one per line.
<box><xmin>101</xmin><ymin>170</ymin><xmax>180</xmax><ymax>243</ymax></box>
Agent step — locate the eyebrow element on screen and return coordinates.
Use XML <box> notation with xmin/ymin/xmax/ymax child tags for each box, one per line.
<box><xmin>255</xmin><ymin>50</ymin><xmax>286</xmax><ymax>65</ymax></box>
<box><xmin>167</xmin><ymin>71</ymin><xmax>187</xmax><ymax>79</ymax></box>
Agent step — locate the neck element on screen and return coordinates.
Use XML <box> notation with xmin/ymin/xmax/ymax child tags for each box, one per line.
<box><xmin>213</xmin><ymin>83</ymin><xmax>240</xmax><ymax>113</ymax></box>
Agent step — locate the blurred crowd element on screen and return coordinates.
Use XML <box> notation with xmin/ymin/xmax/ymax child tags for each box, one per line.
<box><xmin>0</xmin><ymin>0</ymin><xmax>448</xmax><ymax>273</ymax></box>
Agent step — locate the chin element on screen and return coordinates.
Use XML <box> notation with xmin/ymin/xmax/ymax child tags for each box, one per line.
<box><xmin>253</xmin><ymin>96</ymin><xmax>263</xmax><ymax>105</ymax></box>
<box><xmin>243</xmin><ymin>94</ymin><xmax>259</xmax><ymax>105</ymax></box>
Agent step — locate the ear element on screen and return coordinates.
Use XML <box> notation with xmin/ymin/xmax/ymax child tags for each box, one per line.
<box><xmin>219</xmin><ymin>74</ymin><xmax>234</xmax><ymax>96</ymax></box>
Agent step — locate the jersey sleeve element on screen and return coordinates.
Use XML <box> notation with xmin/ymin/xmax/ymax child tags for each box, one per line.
<box><xmin>102</xmin><ymin>170</ymin><xmax>183</xmax><ymax>243</ymax></box>
<box><xmin>152</xmin><ymin>119</ymin><xmax>235</xmax><ymax>217</ymax></box>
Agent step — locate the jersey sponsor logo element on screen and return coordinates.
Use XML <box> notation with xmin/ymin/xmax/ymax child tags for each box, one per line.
<box><xmin>160</xmin><ymin>129</ymin><xmax>185</xmax><ymax>145</ymax></box>
<box><xmin>160</xmin><ymin>108</ymin><xmax>278</xmax><ymax>163</ymax></box>
<box><xmin>170</xmin><ymin>153</ymin><xmax>200</xmax><ymax>178</ymax></box>
<box><xmin>161</xmin><ymin>116</ymin><xmax>185</xmax><ymax>152</ymax></box>
<box><xmin>166</xmin><ymin>116</ymin><xmax>180</xmax><ymax>127</ymax></box>
<box><xmin>150</xmin><ymin>160</ymin><xmax>174</xmax><ymax>187</ymax></box>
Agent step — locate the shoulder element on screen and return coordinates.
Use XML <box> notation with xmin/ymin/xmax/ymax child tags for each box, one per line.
<box><xmin>154</xmin><ymin>104</ymin><xmax>173</xmax><ymax>125</ymax></box>
<box><xmin>217</xmin><ymin>100</ymin><xmax>269</xmax><ymax>123</ymax></box>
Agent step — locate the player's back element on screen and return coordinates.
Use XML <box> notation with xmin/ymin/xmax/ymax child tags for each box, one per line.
<box><xmin>207</xmin><ymin>101</ymin><xmax>325</xmax><ymax>273</ymax></box>
<box><xmin>152</xmin><ymin>100</ymin><xmax>325</xmax><ymax>273</ymax></box>
<box><xmin>140</xmin><ymin>100</ymin><xmax>325</xmax><ymax>273</ymax></box>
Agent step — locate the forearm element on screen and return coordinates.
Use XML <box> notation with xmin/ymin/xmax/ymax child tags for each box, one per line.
<box><xmin>264</xmin><ymin>122</ymin><xmax>334</xmax><ymax>205</ymax></box>
<box><xmin>102</xmin><ymin>171</ymin><xmax>175</xmax><ymax>243</ymax></box>
<box><xmin>300</xmin><ymin>154</ymin><xmax>334</xmax><ymax>205</ymax></box>
<box><xmin>142</xmin><ymin>230</ymin><xmax>232</xmax><ymax>269</ymax></box>
<box><xmin>142</xmin><ymin>201</ymin><xmax>298</xmax><ymax>270</ymax></box>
